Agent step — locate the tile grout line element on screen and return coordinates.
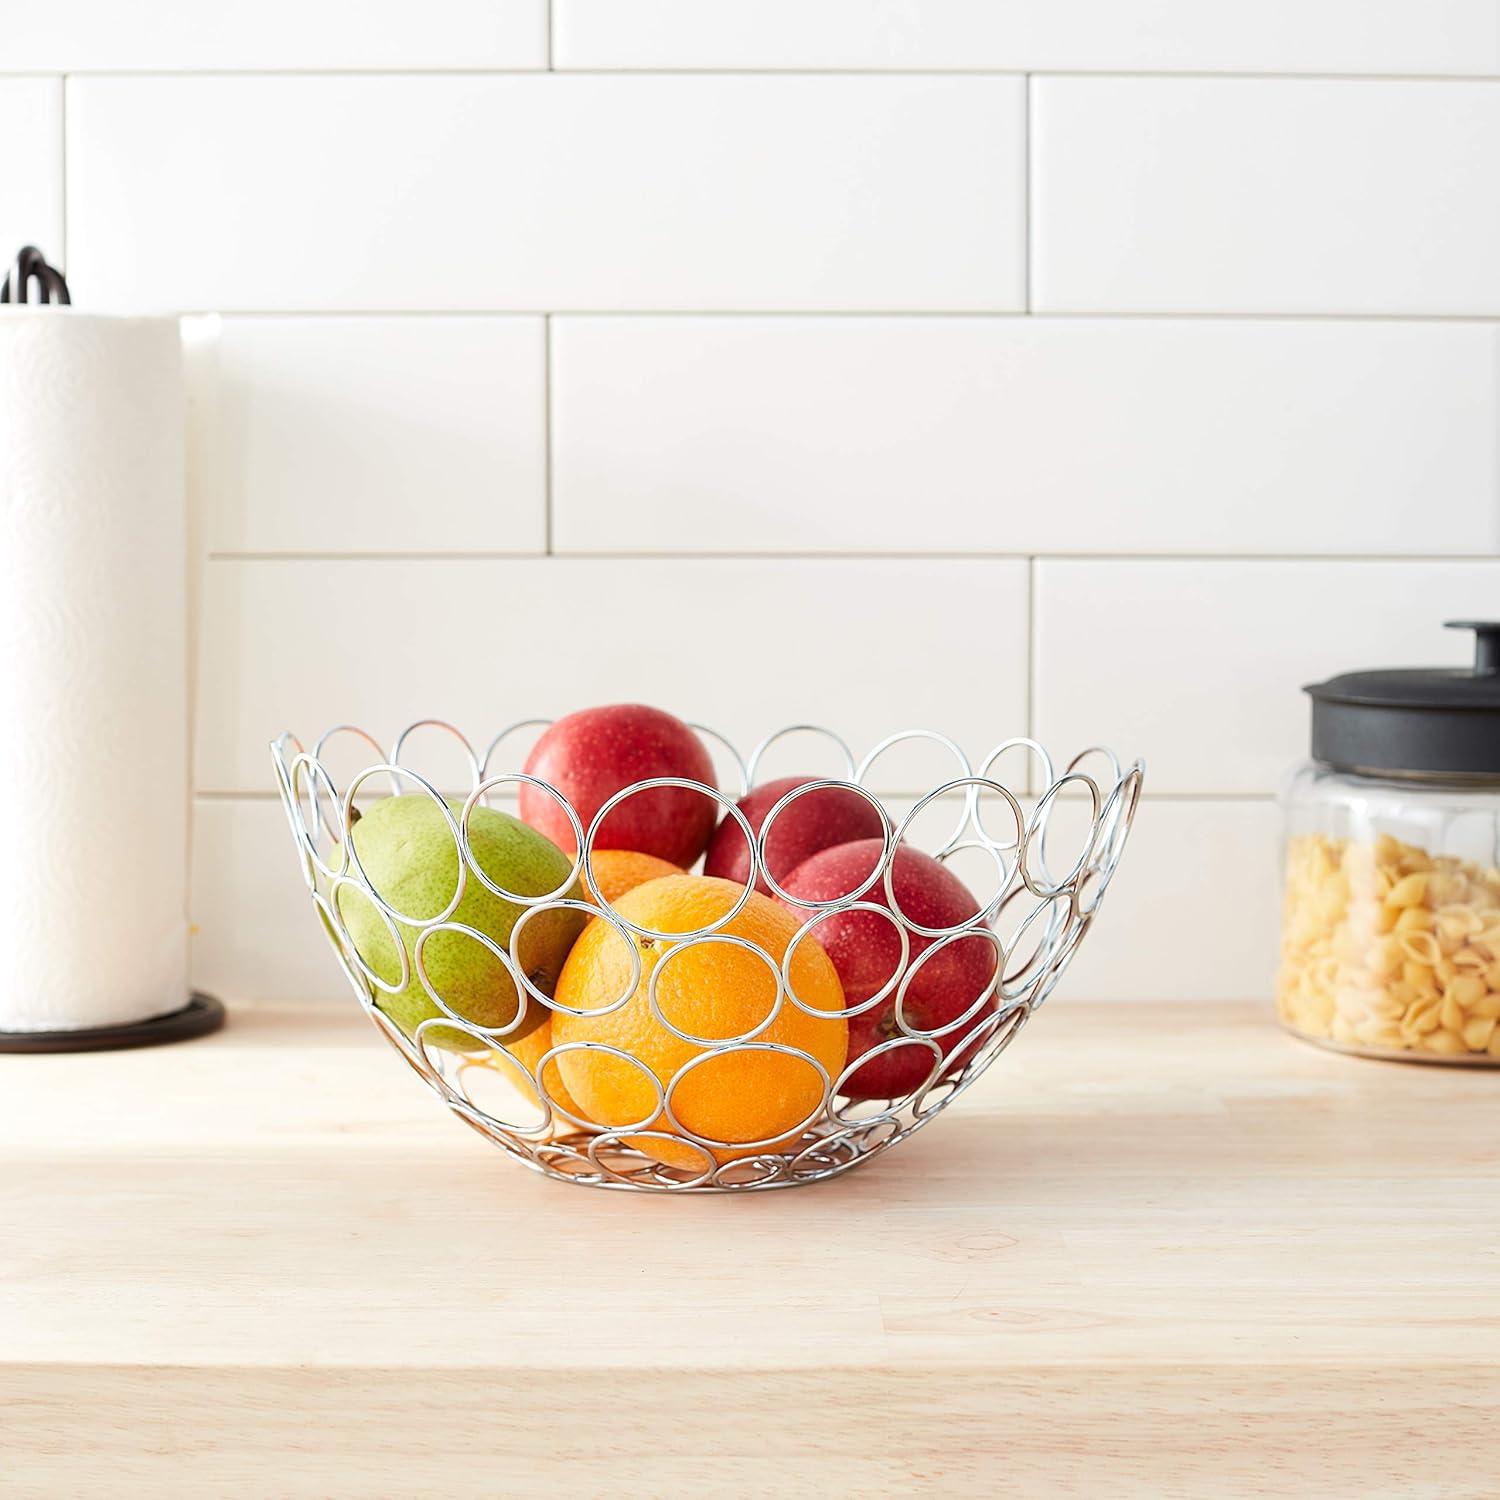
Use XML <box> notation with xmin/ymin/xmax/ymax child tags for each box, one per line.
<box><xmin>203</xmin><ymin>550</ymin><xmax>1500</xmax><ymax>564</ymax></box>
<box><xmin>174</xmin><ymin>308</ymin><xmax>1500</xmax><ymax>325</ymax></box>
<box><xmin>1022</xmin><ymin>73</ymin><xmax>1031</xmax><ymax>314</ymax></box>
<box><xmin>543</xmin><ymin>316</ymin><xmax>554</xmax><ymax>554</ymax></box>
<box><xmin>58</xmin><ymin>74</ymin><xmax>67</xmax><ymax>266</ymax></box>
<box><xmin>13</xmin><ymin>67</ymin><xmax>1500</xmax><ymax>82</ymax></box>
<box><xmin>1026</xmin><ymin>557</ymin><xmax>1038</xmax><ymax>795</ymax></box>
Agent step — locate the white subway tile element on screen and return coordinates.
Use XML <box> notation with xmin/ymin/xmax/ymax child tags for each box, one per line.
<box><xmin>1035</xmin><ymin>561</ymin><xmax>1500</xmax><ymax>796</ymax></box>
<box><xmin>205</xmin><ymin>317</ymin><xmax>545</xmax><ymax>555</ymax></box>
<box><xmin>195</xmin><ymin>557</ymin><xmax>1030</xmax><ymax>793</ymax></box>
<box><xmin>67</xmin><ymin>75</ymin><xmax>1023</xmax><ymax>313</ymax></box>
<box><xmin>552</xmin><ymin>317</ymin><xmax>1500</xmax><ymax>556</ymax></box>
<box><xmin>1049</xmin><ymin>798</ymin><xmax>1282</xmax><ymax>1002</ymax></box>
<box><xmin>0</xmin><ymin>80</ymin><xmax>62</xmax><ymax>277</ymax></box>
<box><xmin>1034</xmin><ymin>77</ymin><xmax>1500</xmax><ymax>315</ymax></box>
<box><xmin>556</xmin><ymin>0</ymin><xmax>1500</xmax><ymax>77</ymax></box>
<box><xmin>192</xmin><ymin>798</ymin><xmax>343</xmax><ymax>1004</ymax></box>
<box><xmin>4</xmin><ymin>1</ymin><xmax>545</xmax><ymax>70</ymax></box>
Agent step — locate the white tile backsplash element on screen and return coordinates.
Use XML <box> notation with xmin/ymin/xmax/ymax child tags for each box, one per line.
<box><xmin>10</xmin><ymin>15</ymin><xmax>1496</xmax><ymax>1004</ymax></box>
<box><xmin>195</xmin><ymin>557</ymin><xmax>1030</xmax><ymax>793</ymax></box>
<box><xmin>1045</xmin><ymin>797</ymin><xmax>1283</xmax><ymax>1003</ymax></box>
<box><xmin>556</xmin><ymin>1</ymin><xmax>1500</xmax><ymax>77</ymax></box>
<box><xmin>553</xmin><ymin>316</ymin><xmax>1500</xmax><ymax>556</ymax></box>
<box><xmin>192</xmin><ymin>798</ymin><xmax>337</xmax><ymax>1004</ymax></box>
<box><xmin>206</xmin><ymin>317</ymin><xmax>546</xmax><ymax>555</ymax></box>
<box><xmin>0</xmin><ymin>80</ymin><xmax>63</xmax><ymax>275</ymax></box>
<box><xmin>1036</xmin><ymin>561</ymin><xmax>1500</xmax><ymax>796</ymax></box>
<box><xmin>1034</xmin><ymin>77</ymin><xmax>1500</xmax><ymax>315</ymax></box>
<box><xmin>65</xmin><ymin>74</ymin><xmax>1024</xmax><ymax>312</ymax></box>
<box><xmin>4</xmin><ymin>1</ymin><xmax>546</xmax><ymax>70</ymax></box>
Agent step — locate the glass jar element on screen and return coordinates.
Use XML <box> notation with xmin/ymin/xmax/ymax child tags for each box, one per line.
<box><xmin>1277</xmin><ymin>621</ymin><xmax>1500</xmax><ymax>1065</ymax></box>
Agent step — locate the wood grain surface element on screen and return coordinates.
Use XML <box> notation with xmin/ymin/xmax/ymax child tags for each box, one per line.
<box><xmin>2</xmin><ymin>1001</ymin><xmax>1496</xmax><ymax>1497</ymax></box>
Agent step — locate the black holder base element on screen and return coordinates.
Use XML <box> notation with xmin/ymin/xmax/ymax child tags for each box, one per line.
<box><xmin>0</xmin><ymin>993</ymin><xmax>225</xmax><ymax>1054</ymax></box>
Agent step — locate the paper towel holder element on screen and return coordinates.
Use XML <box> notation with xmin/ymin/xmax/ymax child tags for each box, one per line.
<box><xmin>0</xmin><ymin>242</ymin><xmax>226</xmax><ymax>1054</ymax></box>
<box><xmin>1</xmin><ymin>245</ymin><xmax>71</xmax><ymax>305</ymax></box>
<box><xmin>0</xmin><ymin>995</ymin><xmax>225</xmax><ymax>1054</ymax></box>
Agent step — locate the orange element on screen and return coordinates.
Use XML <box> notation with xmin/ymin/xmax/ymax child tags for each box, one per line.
<box><xmin>504</xmin><ymin>1017</ymin><xmax>588</xmax><ymax>1124</ymax></box>
<box><xmin>551</xmin><ymin>875</ymin><xmax>847</xmax><ymax>1170</ymax></box>
<box><xmin>505</xmin><ymin>850</ymin><xmax>683</xmax><ymax>1122</ymax></box>
<box><xmin>587</xmin><ymin>849</ymin><xmax>682</xmax><ymax>906</ymax></box>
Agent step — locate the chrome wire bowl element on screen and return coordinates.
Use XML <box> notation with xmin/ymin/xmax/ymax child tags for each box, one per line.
<box><xmin>271</xmin><ymin>722</ymin><xmax>1143</xmax><ymax>1193</ymax></box>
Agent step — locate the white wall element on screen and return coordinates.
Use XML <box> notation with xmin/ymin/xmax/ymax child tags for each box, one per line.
<box><xmin>4</xmin><ymin>2</ymin><xmax>1497</xmax><ymax>1004</ymax></box>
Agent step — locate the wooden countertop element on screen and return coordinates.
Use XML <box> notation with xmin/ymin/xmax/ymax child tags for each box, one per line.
<box><xmin>3</xmin><ymin>1000</ymin><xmax>1497</xmax><ymax>1497</ymax></box>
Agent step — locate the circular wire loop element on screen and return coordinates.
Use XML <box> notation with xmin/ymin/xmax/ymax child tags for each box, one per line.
<box><xmin>587</xmin><ymin>1131</ymin><xmax>716</xmax><ymax>1189</ymax></box>
<box><xmin>311</xmin><ymin>889</ymin><xmax>379</xmax><ymax>1005</ymax></box>
<box><xmin>459</xmin><ymin>773</ymin><xmax>585</xmax><ymax>907</ymax></box>
<box><xmin>287</xmin><ymin>751</ymin><xmax>351</xmax><ymax>883</ymax></box>
<box><xmin>647</xmin><ymin>932</ymin><xmax>786</xmax><ymax>1047</ymax></box>
<box><xmin>342</xmin><ymin>763</ymin><xmax>468</xmax><ymax>927</ymax></box>
<box><xmin>537</xmin><ymin>1040</ymin><xmax>666</xmax><ymax>1135</ymax></box>
<box><xmin>830</xmin><ymin>1034</ymin><xmax>943</xmax><ymax>1122</ymax></box>
<box><xmin>791</xmin><ymin>1117</ymin><xmax>901</xmax><ymax>1178</ymax></box>
<box><xmin>857</xmin><ymin>728</ymin><xmax>973</xmax><ymax>854</ymax></box>
<box><xmin>912</xmin><ymin>1002</ymin><xmax>1030</xmax><ymax>1117</ymax></box>
<box><xmin>1066</xmin><ymin>744</ymin><xmax>1124</xmax><ymax>787</ymax></box>
<box><xmin>480</xmin><ymin>718</ymin><xmax>555</xmax><ymax>782</ymax></box>
<box><xmin>271</xmin><ymin>736</ymin><xmax>319</xmax><ymax>892</ymax></box>
<box><xmin>746</xmin><ymin>724</ymin><xmax>856</xmax><ymax>787</ymax></box>
<box><xmin>888</xmin><ymin>777</ymin><xmax>1021</xmax><ymax>936</ymax></box>
<box><xmin>712</xmin><ymin>1154</ymin><xmax>788</xmax><ymax>1189</ymax></box>
<box><xmin>531</xmin><ymin>1140</ymin><xmax>604</xmax><ymax>1182</ymax></box>
<box><xmin>412</xmin><ymin>920</ymin><xmax>533</xmax><ymax>1041</ymax></box>
<box><xmin>689</xmin><ymin>720</ymin><xmax>750</xmax><ymax>801</ymax></box>
<box><xmin>414</xmin><ymin>1018</ymin><xmax>553</xmax><ymax>1138</ymax></box>
<box><xmin>327</xmin><ymin>873</ymin><xmax>411</xmax><ymax>996</ymax></box>
<box><xmin>789</xmin><ymin>1130</ymin><xmax>862</xmax><ymax>1175</ymax></box>
<box><xmin>892</xmin><ymin>924</ymin><xmax>1005</xmax><ymax>1041</ymax></box>
<box><xmin>1020</xmin><ymin>771</ymin><xmax>1102</xmax><ymax>899</ymax></box>
<box><xmin>755</xmin><ymin>778</ymin><xmax>894</xmax><ymax>908</ymax></box>
<box><xmin>995</xmin><ymin>889</ymin><xmax>1072</xmax><ymax>1001</ymax></box>
<box><xmin>1030</xmin><ymin>911</ymin><xmax>1094</xmax><ymax>1009</ymax></box>
<box><xmin>390</xmin><ymin>719</ymin><xmax>482</xmax><ymax>796</ymax></box>
<box><xmin>511</xmin><ymin>898</ymin><xmax>642</xmax><ymax>1018</ymax></box>
<box><xmin>1079</xmin><ymin>762</ymin><xmax>1144</xmax><ymax>914</ymax></box>
<box><xmin>583</xmin><ymin>777</ymin><xmax>757</xmax><ymax>940</ymax></box>
<box><xmin>313</xmin><ymin>724</ymin><xmax>394</xmax><ymax>822</ymax></box>
<box><xmin>974</xmin><ymin>738</ymin><xmax>1050</xmax><ymax>851</ymax></box>
<box><xmin>782</xmin><ymin>901</ymin><xmax>911</xmax><ymax>1020</ymax></box>
<box><xmin>936</xmin><ymin>838</ymin><xmax>1021</xmax><ymax>914</ymax></box>
<box><xmin>364</xmin><ymin>998</ymin><xmax>442</xmax><ymax>1091</ymax></box>
<box><xmin>661</xmin><ymin>1043</ymin><xmax>832</xmax><ymax>1154</ymax></box>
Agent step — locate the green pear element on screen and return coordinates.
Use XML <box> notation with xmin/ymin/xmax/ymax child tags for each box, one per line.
<box><xmin>336</xmin><ymin>794</ymin><xmax>585</xmax><ymax>1052</ymax></box>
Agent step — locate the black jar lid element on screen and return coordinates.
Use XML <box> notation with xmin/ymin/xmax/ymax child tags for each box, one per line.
<box><xmin>1305</xmin><ymin>622</ymin><xmax>1500</xmax><ymax>779</ymax></box>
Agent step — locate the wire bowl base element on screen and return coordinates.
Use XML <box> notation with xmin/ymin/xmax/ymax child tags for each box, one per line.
<box><xmin>271</xmin><ymin>720</ymin><xmax>1142</xmax><ymax>1193</ymax></box>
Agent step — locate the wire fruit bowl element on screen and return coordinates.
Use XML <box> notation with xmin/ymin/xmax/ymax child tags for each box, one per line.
<box><xmin>270</xmin><ymin>721</ymin><xmax>1142</xmax><ymax>1193</ymax></box>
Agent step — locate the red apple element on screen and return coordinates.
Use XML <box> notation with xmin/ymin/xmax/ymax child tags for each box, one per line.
<box><xmin>702</xmin><ymin>776</ymin><xmax>886</xmax><ymax>896</ymax></box>
<box><xmin>519</xmin><ymin>704</ymin><xmax>717</xmax><ymax>869</ymax></box>
<box><xmin>778</xmin><ymin>839</ymin><xmax>998</xmax><ymax>1101</ymax></box>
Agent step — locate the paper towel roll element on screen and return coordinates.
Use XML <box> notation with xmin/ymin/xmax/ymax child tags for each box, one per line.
<box><xmin>0</xmin><ymin>310</ymin><xmax>190</xmax><ymax>1032</ymax></box>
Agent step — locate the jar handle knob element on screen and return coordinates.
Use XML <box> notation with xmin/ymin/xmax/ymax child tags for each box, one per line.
<box><xmin>1446</xmin><ymin>620</ymin><xmax>1500</xmax><ymax>675</ymax></box>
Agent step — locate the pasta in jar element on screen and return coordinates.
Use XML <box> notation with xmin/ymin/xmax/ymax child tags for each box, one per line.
<box><xmin>1278</xmin><ymin>832</ymin><xmax>1500</xmax><ymax>1061</ymax></box>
